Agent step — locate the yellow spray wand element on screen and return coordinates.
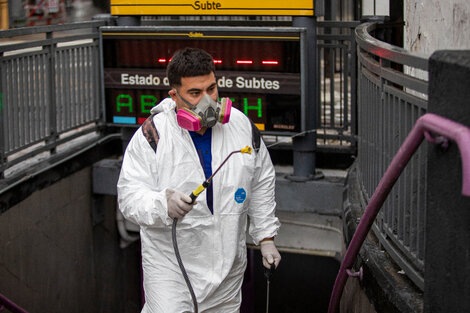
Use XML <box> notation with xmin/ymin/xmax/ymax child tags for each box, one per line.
<box><xmin>189</xmin><ymin>145</ymin><xmax>253</xmax><ymax>203</ymax></box>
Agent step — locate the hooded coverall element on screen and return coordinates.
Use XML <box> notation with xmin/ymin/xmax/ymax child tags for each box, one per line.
<box><xmin>117</xmin><ymin>98</ymin><xmax>280</xmax><ymax>313</ymax></box>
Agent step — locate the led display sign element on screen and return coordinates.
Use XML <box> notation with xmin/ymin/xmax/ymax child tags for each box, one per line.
<box><xmin>101</xmin><ymin>27</ymin><xmax>305</xmax><ymax>134</ymax></box>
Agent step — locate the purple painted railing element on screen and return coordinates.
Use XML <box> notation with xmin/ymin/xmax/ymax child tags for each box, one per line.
<box><xmin>0</xmin><ymin>292</ymin><xmax>28</xmax><ymax>313</ymax></box>
<box><xmin>328</xmin><ymin>113</ymin><xmax>470</xmax><ymax>313</ymax></box>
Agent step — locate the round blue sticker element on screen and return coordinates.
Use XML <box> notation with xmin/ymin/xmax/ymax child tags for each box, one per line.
<box><xmin>234</xmin><ymin>188</ymin><xmax>247</xmax><ymax>203</ymax></box>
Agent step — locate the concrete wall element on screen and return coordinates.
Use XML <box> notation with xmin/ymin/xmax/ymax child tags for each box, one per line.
<box><xmin>424</xmin><ymin>50</ymin><xmax>470</xmax><ymax>313</ymax></box>
<box><xmin>405</xmin><ymin>0</ymin><xmax>470</xmax><ymax>54</ymax></box>
<box><xmin>0</xmin><ymin>167</ymin><xmax>141</xmax><ymax>313</ymax></box>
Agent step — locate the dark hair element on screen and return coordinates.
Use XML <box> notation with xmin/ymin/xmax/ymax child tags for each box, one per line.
<box><xmin>166</xmin><ymin>48</ymin><xmax>215</xmax><ymax>87</ymax></box>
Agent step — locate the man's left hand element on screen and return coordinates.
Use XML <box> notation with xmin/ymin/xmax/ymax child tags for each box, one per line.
<box><xmin>260</xmin><ymin>240</ymin><xmax>281</xmax><ymax>269</ymax></box>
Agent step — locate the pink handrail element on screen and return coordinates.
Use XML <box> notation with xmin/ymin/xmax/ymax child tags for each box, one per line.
<box><xmin>328</xmin><ymin>113</ymin><xmax>470</xmax><ymax>313</ymax></box>
<box><xmin>0</xmin><ymin>292</ymin><xmax>28</xmax><ymax>313</ymax></box>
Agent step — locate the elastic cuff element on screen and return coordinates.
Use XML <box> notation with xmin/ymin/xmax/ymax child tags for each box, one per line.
<box><xmin>260</xmin><ymin>237</ymin><xmax>274</xmax><ymax>243</ymax></box>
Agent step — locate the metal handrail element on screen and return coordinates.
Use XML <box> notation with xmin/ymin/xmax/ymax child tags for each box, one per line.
<box><xmin>316</xmin><ymin>20</ymin><xmax>359</xmax><ymax>152</ymax></box>
<box><xmin>355</xmin><ymin>22</ymin><xmax>429</xmax><ymax>70</ymax></box>
<box><xmin>0</xmin><ymin>21</ymin><xmax>104</xmax><ymax>177</ymax></box>
<box><xmin>0</xmin><ymin>20</ymin><xmax>105</xmax><ymax>38</ymax></box>
<box><xmin>356</xmin><ymin>20</ymin><xmax>430</xmax><ymax>289</ymax></box>
<box><xmin>327</xmin><ymin>113</ymin><xmax>470</xmax><ymax>313</ymax></box>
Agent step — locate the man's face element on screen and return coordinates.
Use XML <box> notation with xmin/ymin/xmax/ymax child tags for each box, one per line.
<box><xmin>169</xmin><ymin>72</ymin><xmax>218</xmax><ymax>111</ymax></box>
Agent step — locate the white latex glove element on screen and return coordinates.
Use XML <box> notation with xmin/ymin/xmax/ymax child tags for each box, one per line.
<box><xmin>166</xmin><ymin>189</ymin><xmax>195</xmax><ymax>219</ymax></box>
<box><xmin>260</xmin><ymin>240</ymin><xmax>281</xmax><ymax>269</ymax></box>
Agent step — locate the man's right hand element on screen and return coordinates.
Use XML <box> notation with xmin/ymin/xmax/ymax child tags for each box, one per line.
<box><xmin>166</xmin><ymin>189</ymin><xmax>195</xmax><ymax>219</ymax></box>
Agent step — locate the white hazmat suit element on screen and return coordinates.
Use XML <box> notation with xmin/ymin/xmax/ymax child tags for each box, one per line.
<box><xmin>117</xmin><ymin>98</ymin><xmax>280</xmax><ymax>312</ymax></box>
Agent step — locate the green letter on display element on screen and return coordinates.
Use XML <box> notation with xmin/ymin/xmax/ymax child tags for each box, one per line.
<box><xmin>243</xmin><ymin>97</ymin><xmax>262</xmax><ymax>118</ymax></box>
<box><xmin>117</xmin><ymin>94</ymin><xmax>133</xmax><ymax>113</ymax></box>
<box><xmin>141</xmin><ymin>95</ymin><xmax>157</xmax><ymax>114</ymax></box>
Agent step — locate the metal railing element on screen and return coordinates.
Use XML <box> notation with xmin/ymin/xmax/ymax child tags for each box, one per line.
<box><xmin>328</xmin><ymin>113</ymin><xmax>470</xmax><ymax>313</ymax></box>
<box><xmin>0</xmin><ymin>21</ymin><xmax>105</xmax><ymax>177</ymax></box>
<box><xmin>317</xmin><ymin>21</ymin><xmax>359</xmax><ymax>153</ymax></box>
<box><xmin>355</xmin><ymin>21</ymin><xmax>430</xmax><ymax>290</ymax></box>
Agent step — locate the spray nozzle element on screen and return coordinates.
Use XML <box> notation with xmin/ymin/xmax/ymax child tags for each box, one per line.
<box><xmin>240</xmin><ymin>146</ymin><xmax>252</xmax><ymax>154</ymax></box>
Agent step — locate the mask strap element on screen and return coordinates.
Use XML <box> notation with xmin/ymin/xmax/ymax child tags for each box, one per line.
<box><xmin>175</xmin><ymin>91</ymin><xmax>197</xmax><ymax>110</ymax></box>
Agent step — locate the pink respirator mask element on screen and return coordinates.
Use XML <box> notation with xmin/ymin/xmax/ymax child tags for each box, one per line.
<box><xmin>176</xmin><ymin>93</ymin><xmax>232</xmax><ymax>131</ymax></box>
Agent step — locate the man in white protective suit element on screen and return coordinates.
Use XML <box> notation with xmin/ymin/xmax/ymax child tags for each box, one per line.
<box><xmin>117</xmin><ymin>47</ymin><xmax>281</xmax><ymax>313</ymax></box>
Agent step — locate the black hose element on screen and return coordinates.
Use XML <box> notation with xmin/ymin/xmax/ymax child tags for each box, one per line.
<box><xmin>172</xmin><ymin>218</ymin><xmax>198</xmax><ymax>313</ymax></box>
<box><xmin>170</xmin><ymin>152</ymin><xmax>238</xmax><ymax>312</ymax></box>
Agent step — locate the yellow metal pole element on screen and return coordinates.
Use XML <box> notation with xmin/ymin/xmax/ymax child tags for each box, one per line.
<box><xmin>0</xmin><ymin>0</ymin><xmax>8</xmax><ymax>29</ymax></box>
